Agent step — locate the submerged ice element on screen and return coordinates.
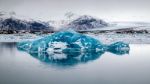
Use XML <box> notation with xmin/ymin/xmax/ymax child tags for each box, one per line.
<box><xmin>17</xmin><ymin>31</ymin><xmax>130</xmax><ymax>66</ymax></box>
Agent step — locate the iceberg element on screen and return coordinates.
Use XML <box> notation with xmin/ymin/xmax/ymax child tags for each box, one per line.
<box><xmin>107</xmin><ymin>42</ymin><xmax>130</xmax><ymax>55</ymax></box>
<box><xmin>17</xmin><ymin>31</ymin><xmax>107</xmax><ymax>53</ymax></box>
<box><xmin>17</xmin><ymin>31</ymin><xmax>130</xmax><ymax>66</ymax></box>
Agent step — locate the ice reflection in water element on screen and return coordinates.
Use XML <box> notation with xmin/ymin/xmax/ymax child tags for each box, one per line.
<box><xmin>17</xmin><ymin>31</ymin><xmax>130</xmax><ymax>67</ymax></box>
<box><xmin>1</xmin><ymin>43</ymin><xmax>150</xmax><ymax>84</ymax></box>
<box><xmin>17</xmin><ymin>45</ymin><xmax>129</xmax><ymax>67</ymax></box>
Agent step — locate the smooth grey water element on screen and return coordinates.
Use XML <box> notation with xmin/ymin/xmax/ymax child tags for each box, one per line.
<box><xmin>0</xmin><ymin>43</ymin><xmax>150</xmax><ymax>84</ymax></box>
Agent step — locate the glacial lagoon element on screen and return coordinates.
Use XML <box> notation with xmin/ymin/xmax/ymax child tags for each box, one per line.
<box><xmin>0</xmin><ymin>42</ymin><xmax>150</xmax><ymax>84</ymax></box>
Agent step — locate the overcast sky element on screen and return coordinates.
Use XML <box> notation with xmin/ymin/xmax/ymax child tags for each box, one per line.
<box><xmin>0</xmin><ymin>0</ymin><xmax>150</xmax><ymax>22</ymax></box>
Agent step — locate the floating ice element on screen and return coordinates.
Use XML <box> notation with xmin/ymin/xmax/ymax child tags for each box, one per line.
<box><xmin>17</xmin><ymin>31</ymin><xmax>106</xmax><ymax>53</ymax></box>
<box><xmin>17</xmin><ymin>31</ymin><xmax>130</xmax><ymax>66</ymax></box>
<box><xmin>107</xmin><ymin>42</ymin><xmax>130</xmax><ymax>55</ymax></box>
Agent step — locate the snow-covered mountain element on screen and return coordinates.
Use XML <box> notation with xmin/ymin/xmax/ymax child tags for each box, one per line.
<box><xmin>0</xmin><ymin>17</ymin><xmax>54</xmax><ymax>34</ymax></box>
<box><xmin>0</xmin><ymin>12</ymin><xmax>54</xmax><ymax>34</ymax></box>
<box><xmin>63</xmin><ymin>15</ymin><xmax>108</xmax><ymax>31</ymax></box>
<box><xmin>0</xmin><ymin>11</ymin><xmax>150</xmax><ymax>34</ymax></box>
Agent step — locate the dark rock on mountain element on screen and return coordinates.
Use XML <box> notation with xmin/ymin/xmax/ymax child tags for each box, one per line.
<box><xmin>0</xmin><ymin>17</ymin><xmax>54</xmax><ymax>34</ymax></box>
<box><xmin>64</xmin><ymin>15</ymin><xmax>108</xmax><ymax>31</ymax></box>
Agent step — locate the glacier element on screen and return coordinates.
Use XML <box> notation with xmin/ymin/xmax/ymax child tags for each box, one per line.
<box><xmin>17</xmin><ymin>31</ymin><xmax>130</xmax><ymax>66</ymax></box>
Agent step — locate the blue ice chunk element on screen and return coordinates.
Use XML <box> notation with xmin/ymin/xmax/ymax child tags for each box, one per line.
<box><xmin>107</xmin><ymin>42</ymin><xmax>130</xmax><ymax>55</ymax></box>
<box><xmin>17</xmin><ymin>31</ymin><xmax>130</xmax><ymax>66</ymax></box>
<box><xmin>17</xmin><ymin>31</ymin><xmax>130</xmax><ymax>55</ymax></box>
<box><xmin>17</xmin><ymin>31</ymin><xmax>105</xmax><ymax>53</ymax></box>
<box><xmin>18</xmin><ymin>31</ymin><xmax>129</xmax><ymax>52</ymax></box>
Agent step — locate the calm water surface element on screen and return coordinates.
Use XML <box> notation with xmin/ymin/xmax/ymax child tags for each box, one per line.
<box><xmin>0</xmin><ymin>43</ymin><xmax>150</xmax><ymax>84</ymax></box>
